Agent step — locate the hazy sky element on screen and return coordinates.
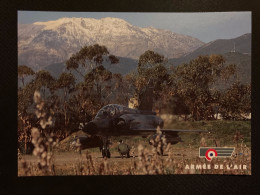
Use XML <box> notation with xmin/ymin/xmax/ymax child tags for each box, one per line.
<box><xmin>18</xmin><ymin>11</ymin><xmax>251</xmax><ymax>43</ymax></box>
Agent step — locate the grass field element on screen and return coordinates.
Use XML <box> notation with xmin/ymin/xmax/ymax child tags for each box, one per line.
<box><xmin>18</xmin><ymin>120</ymin><xmax>251</xmax><ymax>176</ymax></box>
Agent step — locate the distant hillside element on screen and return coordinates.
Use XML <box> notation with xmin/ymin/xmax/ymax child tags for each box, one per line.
<box><xmin>222</xmin><ymin>52</ymin><xmax>251</xmax><ymax>84</ymax></box>
<box><xmin>168</xmin><ymin>33</ymin><xmax>251</xmax><ymax>66</ymax></box>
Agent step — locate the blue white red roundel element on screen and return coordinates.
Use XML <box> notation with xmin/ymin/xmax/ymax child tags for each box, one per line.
<box><xmin>205</xmin><ymin>149</ymin><xmax>218</xmax><ymax>161</ymax></box>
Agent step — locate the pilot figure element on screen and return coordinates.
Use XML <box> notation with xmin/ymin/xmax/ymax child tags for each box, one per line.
<box><xmin>117</xmin><ymin>140</ymin><xmax>130</xmax><ymax>158</ymax></box>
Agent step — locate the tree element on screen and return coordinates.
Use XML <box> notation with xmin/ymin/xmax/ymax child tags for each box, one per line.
<box><xmin>56</xmin><ymin>72</ymin><xmax>76</xmax><ymax>136</ymax></box>
<box><xmin>34</xmin><ymin>70</ymin><xmax>55</xmax><ymax>98</ymax></box>
<box><xmin>56</xmin><ymin>72</ymin><xmax>76</xmax><ymax>99</ymax></box>
<box><xmin>138</xmin><ymin>50</ymin><xmax>165</xmax><ymax>71</ymax></box>
<box><xmin>174</xmin><ymin>55</ymin><xmax>237</xmax><ymax>120</ymax></box>
<box><xmin>132</xmin><ymin>50</ymin><xmax>169</xmax><ymax>111</ymax></box>
<box><xmin>106</xmin><ymin>54</ymin><xmax>120</xmax><ymax>71</ymax></box>
<box><xmin>66</xmin><ymin>44</ymin><xmax>119</xmax><ymax>77</ymax></box>
<box><xmin>18</xmin><ymin>77</ymin><xmax>37</xmax><ymax>154</ymax></box>
<box><xmin>219</xmin><ymin>82</ymin><xmax>251</xmax><ymax>120</ymax></box>
<box><xmin>65</xmin><ymin>44</ymin><xmax>120</xmax><ymax>124</ymax></box>
<box><xmin>84</xmin><ymin>65</ymin><xmax>112</xmax><ymax>103</ymax></box>
<box><xmin>19</xmin><ymin>70</ymin><xmax>57</xmax><ymax>141</ymax></box>
<box><xmin>108</xmin><ymin>55</ymin><xmax>119</xmax><ymax>64</ymax></box>
<box><xmin>18</xmin><ymin>82</ymin><xmax>35</xmax><ymax>154</ymax></box>
<box><xmin>18</xmin><ymin>65</ymin><xmax>34</xmax><ymax>87</ymax></box>
<box><xmin>18</xmin><ymin>80</ymin><xmax>37</xmax><ymax>115</ymax></box>
<box><xmin>110</xmin><ymin>73</ymin><xmax>130</xmax><ymax>105</ymax></box>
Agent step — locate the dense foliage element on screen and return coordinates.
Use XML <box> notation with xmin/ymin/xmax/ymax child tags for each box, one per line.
<box><xmin>18</xmin><ymin>44</ymin><xmax>251</xmax><ymax>153</ymax></box>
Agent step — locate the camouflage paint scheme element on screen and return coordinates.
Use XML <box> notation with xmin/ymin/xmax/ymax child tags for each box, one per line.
<box><xmin>72</xmin><ymin>104</ymin><xmax>206</xmax><ymax>157</ymax></box>
<box><xmin>83</xmin><ymin>104</ymin><xmax>205</xmax><ymax>142</ymax></box>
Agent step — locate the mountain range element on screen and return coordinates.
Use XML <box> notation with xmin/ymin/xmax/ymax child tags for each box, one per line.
<box><xmin>18</xmin><ymin>17</ymin><xmax>204</xmax><ymax>69</ymax></box>
<box><xmin>18</xmin><ymin>17</ymin><xmax>251</xmax><ymax>85</ymax></box>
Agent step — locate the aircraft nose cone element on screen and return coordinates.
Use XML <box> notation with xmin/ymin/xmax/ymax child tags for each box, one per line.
<box><xmin>83</xmin><ymin>122</ymin><xmax>97</xmax><ymax>135</ymax></box>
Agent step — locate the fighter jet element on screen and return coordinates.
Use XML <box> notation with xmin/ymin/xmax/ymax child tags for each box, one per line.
<box><xmin>74</xmin><ymin>104</ymin><xmax>206</xmax><ymax>158</ymax></box>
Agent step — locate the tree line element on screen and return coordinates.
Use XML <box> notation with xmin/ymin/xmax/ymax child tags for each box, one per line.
<box><xmin>18</xmin><ymin>44</ymin><xmax>251</xmax><ymax>153</ymax></box>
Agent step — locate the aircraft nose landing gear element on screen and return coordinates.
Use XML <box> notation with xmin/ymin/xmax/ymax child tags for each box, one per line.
<box><xmin>101</xmin><ymin>137</ymin><xmax>111</xmax><ymax>158</ymax></box>
<box><xmin>101</xmin><ymin>147</ymin><xmax>111</xmax><ymax>158</ymax></box>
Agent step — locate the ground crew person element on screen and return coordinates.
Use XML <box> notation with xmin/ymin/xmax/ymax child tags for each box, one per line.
<box><xmin>117</xmin><ymin>140</ymin><xmax>130</xmax><ymax>158</ymax></box>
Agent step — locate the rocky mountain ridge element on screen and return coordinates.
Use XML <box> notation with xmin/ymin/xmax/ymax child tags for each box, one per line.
<box><xmin>18</xmin><ymin>17</ymin><xmax>204</xmax><ymax>69</ymax></box>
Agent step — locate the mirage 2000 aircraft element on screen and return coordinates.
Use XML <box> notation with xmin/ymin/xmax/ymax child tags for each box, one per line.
<box><xmin>71</xmin><ymin>104</ymin><xmax>207</xmax><ymax>158</ymax></box>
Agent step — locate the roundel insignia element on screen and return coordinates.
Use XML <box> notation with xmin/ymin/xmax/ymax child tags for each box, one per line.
<box><xmin>205</xmin><ymin>149</ymin><xmax>218</xmax><ymax>161</ymax></box>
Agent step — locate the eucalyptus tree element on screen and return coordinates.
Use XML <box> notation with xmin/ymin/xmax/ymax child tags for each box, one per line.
<box><xmin>84</xmin><ymin>65</ymin><xmax>112</xmax><ymax>104</ymax></box>
<box><xmin>18</xmin><ymin>80</ymin><xmax>37</xmax><ymax>153</ymax></box>
<box><xmin>174</xmin><ymin>55</ymin><xmax>237</xmax><ymax>120</ymax></box>
<box><xmin>18</xmin><ymin>65</ymin><xmax>34</xmax><ymax>87</ymax></box>
<box><xmin>34</xmin><ymin>70</ymin><xmax>55</xmax><ymax>99</ymax></box>
<box><xmin>110</xmin><ymin>73</ymin><xmax>130</xmax><ymax>105</ymax></box>
<box><xmin>56</xmin><ymin>72</ymin><xmax>76</xmax><ymax>136</ymax></box>
<box><xmin>18</xmin><ymin>65</ymin><xmax>35</xmax><ymax>153</ymax></box>
<box><xmin>66</xmin><ymin>44</ymin><xmax>119</xmax><ymax>77</ymax></box>
<box><xmin>131</xmin><ymin>50</ymin><xmax>169</xmax><ymax>111</ymax></box>
<box><xmin>65</xmin><ymin>44</ymin><xmax>120</xmax><ymax>122</ymax></box>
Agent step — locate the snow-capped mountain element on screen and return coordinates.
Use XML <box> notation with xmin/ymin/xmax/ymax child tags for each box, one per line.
<box><xmin>18</xmin><ymin>17</ymin><xmax>204</xmax><ymax>69</ymax></box>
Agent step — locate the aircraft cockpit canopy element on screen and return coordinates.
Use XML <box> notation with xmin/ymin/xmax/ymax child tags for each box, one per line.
<box><xmin>95</xmin><ymin>104</ymin><xmax>125</xmax><ymax>119</ymax></box>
